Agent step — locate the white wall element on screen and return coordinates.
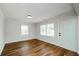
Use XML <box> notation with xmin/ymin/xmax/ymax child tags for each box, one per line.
<box><xmin>5</xmin><ymin>17</ymin><xmax>36</xmax><ymax>43</ymax></box>
<box><xmin>36</xmin><ymin>11</ymin><xmax>78</xmax><ymax>52</ymax></box>
<box><xmin>0</xmin><ymin>9</ymin><xmax>5</xmax><ymax>55</ymax></box>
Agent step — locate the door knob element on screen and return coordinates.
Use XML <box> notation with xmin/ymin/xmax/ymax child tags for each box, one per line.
<box><xmin>59</xmin><ymin>33</ymin><xmax>61</xmax><ymax>36</ymax></box>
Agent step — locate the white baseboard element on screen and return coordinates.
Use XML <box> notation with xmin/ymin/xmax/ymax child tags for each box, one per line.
<box><xmin>0</xmin><ymin>44</ymin><xmax>5</xmax><ymax>55</ymax></box>
<box><xmin>37</xmin><ymin>38</ymin><xmax>77</xmax><ymax>52</ymax></box>
<box><xmin>5</xmin><ymin>38</ymin><xmax>37</xmax><ymax>44</ymax></box>
<box><xmin>77</xmin><ymin>51</ymin><xmax>79</xmax><ymax>54</ymax></box>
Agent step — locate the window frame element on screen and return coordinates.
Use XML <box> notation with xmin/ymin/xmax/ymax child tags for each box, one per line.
<box><xmin>40</xmin><ymin>23</ymin><xmax>54</xmax><ymax>36</ymax></box>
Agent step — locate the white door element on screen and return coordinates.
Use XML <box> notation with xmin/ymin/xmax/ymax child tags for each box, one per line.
<box><xmin>58</xmin><ymin>17</ymin><xmax>77</xmax><ymax>52</ymax></box>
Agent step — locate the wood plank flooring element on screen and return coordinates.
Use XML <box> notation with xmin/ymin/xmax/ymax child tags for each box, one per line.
<box><xmin>1</xmin><ymin>39</ymin><xmax>79</xmax><ymax>56</ymax></box>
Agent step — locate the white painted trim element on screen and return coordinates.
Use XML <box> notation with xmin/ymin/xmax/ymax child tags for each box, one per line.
<box><xmin>38</xmin><ymin>38</ymin><xmax>77</xmax><ymax>52</ymax></box>
<box><xmin>77</xmin><ymin>51</ymin><xmax>79</xmax><ymax>54</ymax></box>
<box><xmin>5</xmin><ymin>38</ymin><xmax>37</xmax><ymax>44</ymax></box>
<box><xmin>0</xmin><ymin>44</ymin><xmax>5</xmax><ymax>55</ymax></box>
<box><xmin>75</xmin><ymin>15</ymin><xmax>78</xmax><ymax>54</ymax></box>
<box><xmin>78</xmin><ymin>16</ymin><xmax>79</xmax><ymax>54</ymax></box>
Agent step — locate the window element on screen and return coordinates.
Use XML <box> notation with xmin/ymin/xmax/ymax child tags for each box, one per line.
<box><xmin>40</xmin><ymin>25</ymin><xmax>46</xmax><ymax>35</ymax></box>
<box><xmin>40</xmin><ymin>24</ymin><xmax>54</xmax><ymax>36</ymax></box>
<box><xmin>21</xmin><ymin>25</ymin><xmax>29</xmax><ymax>35</ymax></box>
<box><xmin>47</xmin><ymin>24</ymin><xmax>54</xmax><ymax>36</ymax></box>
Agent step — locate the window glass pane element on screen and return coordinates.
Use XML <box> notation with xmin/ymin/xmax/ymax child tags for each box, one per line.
<box><xmin>40</xmin><ymin>25</ymin><xmax>46</xmax><ymax>35</ymax></box>
<box><xmin>47</xmin><ymin>24</ymin><xmax>54</xmax><ymax>36</ymax></box>
<box><xmin>21</xmin><ymin>25</ymin><xmax>28</xmax><ymax>35</ymax></box>
<box><xmin>40</xmin><ymin>24</ymin><xmax>54</xmax><ymax>36</ymax></box>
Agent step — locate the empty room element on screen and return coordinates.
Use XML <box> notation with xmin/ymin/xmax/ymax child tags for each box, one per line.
<box><xmin>0</xmin><ymin>3</ymin><xmax>79</xmax><ymax>56</ymax></box>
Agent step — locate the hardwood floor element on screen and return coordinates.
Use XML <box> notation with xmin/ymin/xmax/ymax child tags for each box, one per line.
<box><xmin>1</xmin><ymin>39</ymin><xmax>79</xmax><ymax>56</ymax></box>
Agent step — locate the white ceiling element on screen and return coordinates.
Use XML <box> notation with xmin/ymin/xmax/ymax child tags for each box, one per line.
<box><xmin>0</xmin><ymin>3</ymin><xmax>74</xmax><ymax>22</ymax></box>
